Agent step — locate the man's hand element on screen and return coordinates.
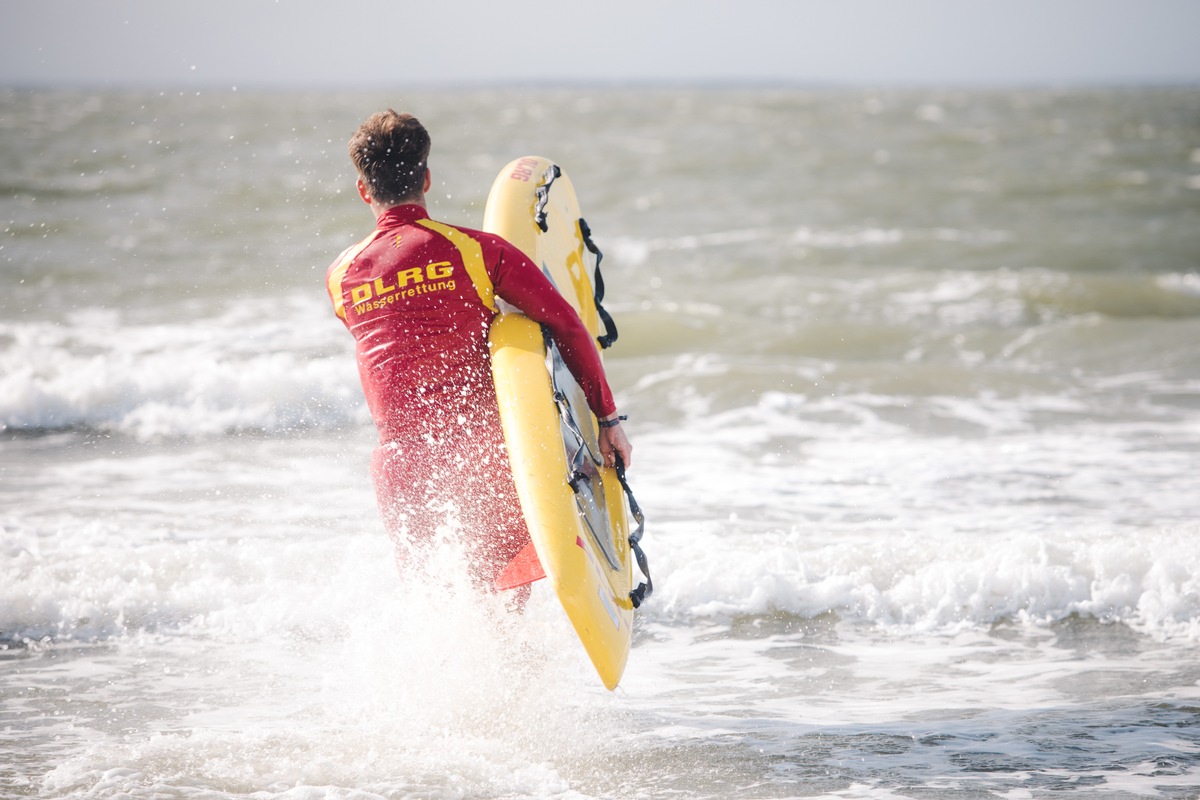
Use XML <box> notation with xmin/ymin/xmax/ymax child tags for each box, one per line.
<box><xmin>598</xmin><ymin>417</ymin><xmax>632</xmax><ymax>469</ymax></box>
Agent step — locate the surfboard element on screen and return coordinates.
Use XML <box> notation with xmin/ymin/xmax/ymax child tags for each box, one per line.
<box><xmin>483</xmin><ymin>156</ymin><xmax>648</xmax><ymax>690</ymax></box>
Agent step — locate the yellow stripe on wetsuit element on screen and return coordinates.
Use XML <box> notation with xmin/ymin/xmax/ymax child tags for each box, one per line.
<box><xmin>327</xmin><ymin>230</ymin><xmax>386</xmax><ymax>320</ymax></box>
<box><xmin>416</xmin><ymin>219</ymin><xmax>497</xmax><ymax>313</ymax></box>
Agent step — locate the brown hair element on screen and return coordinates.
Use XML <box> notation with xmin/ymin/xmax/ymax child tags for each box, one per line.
<box><xmin>348</xmin><ymin>110</ymin><xmax>431</xmax><ymax>206</ymax></box>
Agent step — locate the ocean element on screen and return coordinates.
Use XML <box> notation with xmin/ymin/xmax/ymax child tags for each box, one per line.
<box><xmin>2</xmin><ymin>86</ymin><xmax>1199</xmax><ymax>799</ymax></box>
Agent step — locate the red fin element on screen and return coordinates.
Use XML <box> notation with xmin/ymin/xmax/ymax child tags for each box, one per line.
<box><xmin>494</xmin><ymin>540</ymin><xmax>547</xmax><ymax>591</ymax></box>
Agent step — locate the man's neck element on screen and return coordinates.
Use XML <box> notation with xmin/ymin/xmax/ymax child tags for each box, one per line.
<box><xmin>373</xmin><ymin>195</ymin><xmax>425</xmax><ymax>219</ymax></box>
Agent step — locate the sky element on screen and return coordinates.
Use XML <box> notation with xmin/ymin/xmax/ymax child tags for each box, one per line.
<box><xmin>1</xmin><ymin>0</ymin><xmax>1199</xmax><ymax>88</ymax></box>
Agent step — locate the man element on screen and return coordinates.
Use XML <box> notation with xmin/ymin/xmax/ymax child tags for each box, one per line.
<box><xmin>326</xmin><ymin>110</ymin><xmax>632</xmax><ymax>590</ymax></box>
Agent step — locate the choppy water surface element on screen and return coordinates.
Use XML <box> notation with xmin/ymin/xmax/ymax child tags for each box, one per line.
<box><xmin>2</xmin><ymin>87</ymin><xmax>1199</xmax><ymax>799</ymax></box>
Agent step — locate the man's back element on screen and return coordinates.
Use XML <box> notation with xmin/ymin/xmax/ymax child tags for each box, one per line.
<box><xmin>328</xmin><ymin>204</ymin><xmax>503</xmax><ymax>444</ymax></box>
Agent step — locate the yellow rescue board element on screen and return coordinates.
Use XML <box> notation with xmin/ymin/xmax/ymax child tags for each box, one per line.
<box><xmin>484</xmin><ymin>156</ymin><xmax>634</xmax><ymax>690</ymax></box>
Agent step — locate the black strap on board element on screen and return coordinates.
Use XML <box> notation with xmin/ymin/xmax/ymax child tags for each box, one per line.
<box><xmin>534</xmin><ymin>164</ymin><xmax>561</xmax><ymax>232</ymax></box>
<box><xmin>579</xmin><ymin>217</ymin><xmax>619</xmax><ymax>350</ymax></box>
<box><xmin>530</xmin><ymin>160</ymin><xmax>619</xmax><ymax>351</ymax></box>
<box><xmin>616</xmin><ymin>456</ymin><xmax>652</xmax><ymax>608</ymax></box>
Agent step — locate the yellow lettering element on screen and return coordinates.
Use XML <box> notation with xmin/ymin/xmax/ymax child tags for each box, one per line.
<box><xmin>373</xmin><ymin>276</ymin><xmax>395</xmax><ymax>294</ymax></box>
<box><xmin>426</xmin><ymin>261</ymin><xmax>453</xmax><ymax>280</ymax></box>
<box><xmin>350</xmin><ymin>283</ymin><xmax>372</xmax><ymax>305</ymax></box>
<box><xmin>395</xmin><ymin>267</ymin><xmax>424</xmax><ymax>288</ymax></box>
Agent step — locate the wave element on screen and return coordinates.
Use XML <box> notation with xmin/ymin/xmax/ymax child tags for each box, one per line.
<box><xmin>5</xmin><ymin>303</ymin><xmax>1192</xmax><ymax>442</ymax></box>
<box><xmin>0</xmin><ymin>298</ymin><xmax>368</xmax><ymax>439</ymax></box>
<box><xmin>4</xmin><ymin>512</ymin><xmax>1196</xmax><ymax>651</ymax></box>
<box><xmin>643</xmin><ymin>523</ymin><xmax>1200</xmax><ymax>642</ymax></box>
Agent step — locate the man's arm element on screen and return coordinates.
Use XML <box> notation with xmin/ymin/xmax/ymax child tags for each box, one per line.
<box><xmin>490</xmin><ymin>243</ymin><xmax>633</xmax><ymax>467</ymax></box>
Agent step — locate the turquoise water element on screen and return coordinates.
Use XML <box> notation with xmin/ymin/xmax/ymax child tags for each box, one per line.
<box><xmin>2</xmin><ymin>87</ymin><xmax>1199</xmax><ymax>799</ymax></box>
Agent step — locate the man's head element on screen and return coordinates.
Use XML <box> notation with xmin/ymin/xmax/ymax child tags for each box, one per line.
<box><xmin>348</xmin><ymin>110</ymin><xmax>431</xmax><ymax>207</ymax></box>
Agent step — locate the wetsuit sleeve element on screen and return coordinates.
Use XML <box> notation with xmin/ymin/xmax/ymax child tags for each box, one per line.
<box><xmin>488</xmin><ymin>243</ymin><xmax>617</xmax><ymax>419</ymax></box>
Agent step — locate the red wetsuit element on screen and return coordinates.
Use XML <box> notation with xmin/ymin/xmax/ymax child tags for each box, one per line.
<box><xmin>326</xmin><ymin>204</ymin><xmax>615</xmax><ymax>584</ymax></box>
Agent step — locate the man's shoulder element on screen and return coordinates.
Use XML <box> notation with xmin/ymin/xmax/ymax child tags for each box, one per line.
<box><xmin>419</xmin><ymin>217</ymin><xmax>528</xmax><ymax>264</ymax></box>
<box><xmin>328</xmin><ymin>242</ymin><xmax>359</xmax><ymax>271</ymax></box>
<box><xmin>327</xmin><ymin>230</ymin><xmax>387</xmax><ymax>278</ymax></box>
<box><xmin>424</xmin><ymin>217</ymin><xmax>501</xmax><ymax>244</ymax></box>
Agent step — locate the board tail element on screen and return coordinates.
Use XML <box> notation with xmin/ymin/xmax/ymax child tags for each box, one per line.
<box><xmin>493</xmin><ymin>540</ymin><xmax>547</xmax><ymax>590</ymax></box>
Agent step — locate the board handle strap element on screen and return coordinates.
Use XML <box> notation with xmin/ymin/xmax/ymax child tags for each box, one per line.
<box><xmin>534</xmin><ymin>163</ymin><xmax>561</xmax><ymax>232</ymax></box>
<box><xmin>579</xmin><ymin>217</ymin><xmax>619</xmax><ymax>349</ymax></box>
<box><xmin>529</xmin><ymin>160</ymin><xmax>618</xmax><ymax>349</ymax></box>
<box><xmin>615</xmin><ymin>457</ymin><xmax>652</xmax><ymax>608</ymax></box>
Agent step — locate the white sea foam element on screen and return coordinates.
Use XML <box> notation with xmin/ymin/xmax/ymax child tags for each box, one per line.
<box><xmin>0</xmin><ymin>295</ymin><xmax>366</xmax><ymax>439</ymax></box>
<box><xmin>642</xmin><ymin>520</ymin><xmax>1200</xmax><ymax>641</ymax></box>
<box><xmin>29</xmin><ymin>529</ymin><xmax>622</xmax><ymax>800</ymax></box>
<box><xmin>6</xmin><ymin>432</ymin><xmax>1196</xmax><ymax>654</ymax></box>
<box><xmin>621</xmin><ymin>377</ymin><xmax>1200</xmax><ymax>641</ymax></box>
